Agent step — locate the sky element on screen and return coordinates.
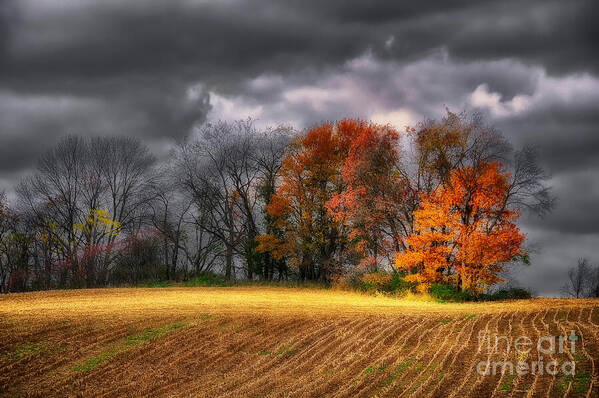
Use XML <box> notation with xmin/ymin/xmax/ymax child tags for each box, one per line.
<box><xmin>1</xmin><ymin>0</ymin><xmax>598</xmax><ymax>295</ymax></box>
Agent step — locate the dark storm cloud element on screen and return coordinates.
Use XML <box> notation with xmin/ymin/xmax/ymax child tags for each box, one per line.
<box><xmin>500</xmin><ymin>114</ymin><xmax>599</xmax><ymax>174</ymax></box>
<box><xmin>510</xmin><ymin>224</ymin><xmax>599</xmax><ymax>296</ymax></box>
<box><xmin>260</xmin><ymin>0</ymin><xmax>599</xmax><ymax>74</ymax></box>
<box><xmin>442</xmin><ymin>1</ymin><xmax>599</xmax><ymax>74</ymax></box>
<box><xmin>2</xmin><ymin>0</ymin><xmax>597</xmax><ymax>89</ymax></box>
<box><xmin>1</xmin><ymin>0</ymin><xmax>369</xmax><ymax>89</ymax></box>
<box><xmin>0</xmin><ymin>82</ymin><xmax>210</xmax><ymax>176</ymax></box>
<box><xmin>0</xmin><ymin>134</ymin><xmax>47</xmax><ymax>172</ymax></box>
<box><xmin>0</xmin><ymin>0</ymin><xmax>18</xmax><ymax>62</ymax></box>
<box><xmin>524</xmin><ymin>171</ymin><xmax>599</xmax><ymax>235</ymax></box>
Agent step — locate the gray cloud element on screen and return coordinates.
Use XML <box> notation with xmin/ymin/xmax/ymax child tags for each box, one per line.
<box><xmin>510</xmin><ymin>225</ymin><xmax>599</xmax><ymax>296</ymax></box>
<box><xmin>2</xmin><ymin>0</ymin><xmax>597</xmax><ymax>89</ymax></box>
<box><xmin>0</xmin><ymin>83</ymin><xmax>210</xmax><ymax>179</ymax></box>
<box><xmin>522</xmin><ymin>170</ymin><xmax>599</xmax><ymax>235</ymax></box>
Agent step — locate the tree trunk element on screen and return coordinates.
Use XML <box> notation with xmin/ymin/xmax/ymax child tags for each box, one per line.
<box><xmin>225</xmin><ymin>244</ymin><xmax>232</xmax><ymax>280</ymax></box>
<box><xmin>164</xmin><ymin>239</ymin><xmax>170</xmax><ymax>280</ymax></box>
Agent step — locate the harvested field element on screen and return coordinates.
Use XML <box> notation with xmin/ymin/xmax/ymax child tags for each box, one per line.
<box><xmin>1</xmin><ymin>287</ymin><xmax>598</xmax><ymax>397</ymax></box>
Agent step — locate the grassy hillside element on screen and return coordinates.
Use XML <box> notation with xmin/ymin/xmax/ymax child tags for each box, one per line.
<box><xmin>1</xmin><ymin>287</ymin><xmax>598</xmax><ymax>397</ymax></box>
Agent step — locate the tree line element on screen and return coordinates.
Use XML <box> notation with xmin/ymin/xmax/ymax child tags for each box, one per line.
<box><xmin>0</xmin><ymin>111</ymin><xmax>554</xmax><ymax>294</ymax></box>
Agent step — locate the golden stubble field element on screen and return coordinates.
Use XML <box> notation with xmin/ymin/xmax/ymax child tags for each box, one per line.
<box><xmin>1</xmin><ymin>287</ymin><xmax>598</xmax><ymax>397</ymax></box>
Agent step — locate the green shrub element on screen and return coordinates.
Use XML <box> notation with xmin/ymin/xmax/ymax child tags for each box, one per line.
<box><xmin>142</xmin><ymin>280</ymin><xmax>172</xmax><ymax>288</ymax></box>
<box><xmin>387</xmin><ymin>272</ymin><xmax>418</xmax><ymax>294</ymax></box>
<box><xmin>429</xmin><ymin>284</ymin><xmax>473</xmax><ymax>302</ymax></box>
<box><xmin>483</xmin><ymin>287</ymin><xmax>532</xmax><ymax>301</ymax></box>
<box><xmin>429</xmin><ymin>284</ymin><xmax>532</xmax><ymax>302</ymax></box>
<box><xmin>181</xmin><ymin>272</ymin><xmax>231</xmax><ymax>287</ymax></box>
<box><xmin>337</xmin><ymin>270</ymin><xmax>417</xmax><ymax>295</ymax></box>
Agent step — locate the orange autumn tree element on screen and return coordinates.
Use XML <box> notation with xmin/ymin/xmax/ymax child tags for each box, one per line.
<box><xmin>395</xmin><ymin>161</ymin><xmax>525</xmax><ymax>293</ymax></box>
<box><xmin>256</xmin><ymin>122</ymin><xmax>347</xmax><ymax>281</ymax></box>
<box><xmin>326</xmin><ymin>120</ymin><xmax>410</xmax><ymax>269</ymax></box>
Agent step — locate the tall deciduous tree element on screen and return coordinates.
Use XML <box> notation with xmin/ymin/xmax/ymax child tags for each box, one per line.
<box><xmin>257</xmin><ymin>122</ymin><xmax>348</xmax><ymax>281</ymax></box>
<box><xmin>395</xmin><ymin>162</ymin><xmax>526</xmax><ymax>293</ymax></box>
<box><xmin>408</xmin><ymin>110</ymin><xmax>509</xmax><ymax>194</ymax></box>
<box><xmin>326</xmin><ymin>120</ymin><xmax>409</xmax><ymax>269</ymax></box>
<box><xmin>253</xmin><ymin>126</ymin><xmax>293</xmax><ymax>280</ymax></box>
<box><xmin>179</xmin><ymin>120</ymin><xmax>291</xmax><ymax>280</ymax></box>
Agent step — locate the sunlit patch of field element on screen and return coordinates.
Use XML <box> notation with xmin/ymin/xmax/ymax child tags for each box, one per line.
<box><xmin>1</xmin><ymin>287</ymin><xmax>598</xmax><ymax>397</ymax></box>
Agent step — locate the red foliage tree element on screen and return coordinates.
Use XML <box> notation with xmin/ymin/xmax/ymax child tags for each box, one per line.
<box><xmin>326</xmin><ymin>120</ymin><xmax>410</xmax><ymax>269</ymax></box>
<box><xmin>256</xmin><ymin>123</ymin><xmax>347</xmax><ymax>281</ymax></box>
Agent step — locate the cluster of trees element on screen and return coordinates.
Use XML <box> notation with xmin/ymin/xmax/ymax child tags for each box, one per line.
<box><xmin>0</xmin><ymin>136</ymin><xmax>157</xmax><ymax>291</ymax></box>
<box><xmin>0</xmin><ymin>111</ymin><xmax>553</xmax><ymax>294</ymax></box>
<box><xmin>0</xmin><ymin>123</ymin><xmax>291</xmax><ymax>292</ymax></box>
<box><xmin>256</xmin><ymin>112</ymin><xmax>553</xmax><ymax>293</ymax></box>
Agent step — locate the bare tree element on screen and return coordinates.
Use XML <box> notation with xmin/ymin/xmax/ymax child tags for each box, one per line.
<box><xmin>146</xmin><ymin>165</ymin><xmax>221</xmax><ymax>280</ymax></box>
<box><xmin>90</xmin><ymin>136</ymin><xmax>155</xmax><ymax>282</ymax></box>
<box><xmin>177</xmin><ymin>120</ymin><xmax>292</xmax><ymax>280</ymax></box>
<box><xmin>17</xmin><ymin>136</ymin><xmax>88</xmax><ymax>285</ymax></box>
<box><xmin>178</xmin><ymin>121</ymin><xmax>253</xmax><ymax>280</ymax></box>
<box><xmin>583</xmin><ymin>263</ymin><xmax>599</xmax><ymax>298</ymax></box>
<box><xmin>561</xmin><ymin>258</ymin><xmax>591</xmax><ymax>298</ymax></box>
<box><xmin>0</xmin><ymin>192</ymin><xmax>37</xmax><ymax>293</ymax></box>
<box><xmin>0</xmin><ymin>191</ymin><xmax>13</xmax><ymax>292</ymax></box>
<box><xmin>16</xmin><ymin>135</ymin><xmax>155</xmax><ymax>287</ymax></box>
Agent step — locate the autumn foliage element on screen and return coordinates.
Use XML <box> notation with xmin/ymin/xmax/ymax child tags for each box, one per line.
<box><xmin>256</xmin><ymin>123</ymin><xmax>346</xmax><ymax>280</ymax></box>
<box><xmin>395</xmin><ymin>162</ymin><xmax>525</xmax><ymax>293</ymax></box>
<box><xmin>327</xmin><ymin>120</ymin><xmax>408</xmax><ymax>268</ymax></box>
<box><xmin>257</xmin><ymin>111</ymin><xmax>549</xmax><ymax>292</ymax></box>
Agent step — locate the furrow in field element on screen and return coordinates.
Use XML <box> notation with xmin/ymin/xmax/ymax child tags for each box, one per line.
<box><xmin>382</xmin><ymin>316</ymin><xmax>453</xmax><ymax>396</ymax></box>
<box><xmin>398</xmin><ymin>317</ymin><xmax>471</xmax><ymax>397</ymax></box>
<box><xmin>333</xmin><ymin>316</ymin><xmax>428</xmax><ymax>398</ymax></box>
<box><xmin>167</xmin><ymin>316</ymin><xmax>327</xmax><ymax>398</ymax></box>
<box><xmin>117</xmin><ymin>316</ymin><xmax>305</xmax><ymax>398</ymax></box>
<box><xmin>232</xmin><ymin>317</ymin><xmax>380</xmax><ymax>397</ymax></box>
<box><xmin>293</xmin><ymin>316</ymin><xmax>420</xmax><ymax>398</ymax></box>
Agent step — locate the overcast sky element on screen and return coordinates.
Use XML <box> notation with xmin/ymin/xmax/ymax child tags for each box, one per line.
<box><xmin>1</xmin><ymin>0</ymin><xmax>598</xmax><ymax>295</ymax></box>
